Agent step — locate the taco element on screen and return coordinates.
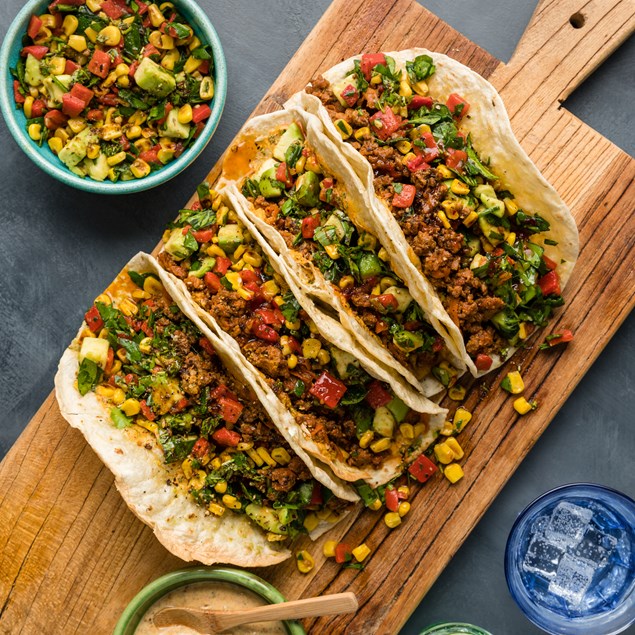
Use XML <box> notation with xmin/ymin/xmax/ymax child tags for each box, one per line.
<box><xmin>156</xmin><ymin>186</ymin><xmax>447</xmax><ymax>490</ymax></box>
<box><xmin>55</xmin><ymin>253</ymin><xmax>353</xmax><ymax>567</ymax></box>
<box><xmin>290</xmin><ymin>49</ymin><xmax>579</xmax><ymax>376</ymax></box>
<box><xmin>219</xmin><ymin>108</ymin><xmax>465</xmax><ymax>395</ymax></box>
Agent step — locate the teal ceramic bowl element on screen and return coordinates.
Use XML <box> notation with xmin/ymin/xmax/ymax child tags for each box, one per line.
<box><xmin>0</xmin><ymin>0</ymin><xmax>227</xmax><ymax>194</ymax></box>
<box><xmin>113</xmin><ymin>567</ymin><xmax>306</xmax><ymax>635</ymax></box>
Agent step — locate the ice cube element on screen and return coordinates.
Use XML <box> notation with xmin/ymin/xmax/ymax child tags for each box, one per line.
<box><xmin>573</xmin><ymin>526</ymin><xmax>618</xmax><ymax>566</ymax></box>
<box><xmin>544</xmin><ymin>502</ymin><xmax>593</xmax><ymax>548</ymax></box>
<box><xmin>548</xmin><ymin>553</ymin><xmax>597</xmax><ymax>605</ymax></box>
<box><xmin>531</xmin><ymin>514</ymin><xmax>549</xmax><ymax>535</ymax></box>
<box><xmin>523</xmin><ymin>534</ymin><xmax>564</xmax><ymax>579</ymax></box>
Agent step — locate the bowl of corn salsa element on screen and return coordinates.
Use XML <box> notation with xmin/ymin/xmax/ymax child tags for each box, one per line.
<box><xmin>0</xmin><ymin>0</ymin><xmax>227</xmax><ymax>194</ymax></box>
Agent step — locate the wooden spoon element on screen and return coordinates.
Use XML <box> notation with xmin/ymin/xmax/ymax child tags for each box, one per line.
<box><xmin>152</xmin><ymin>591</ymin><xmax>358</xmax><ymax>633</ymax></box>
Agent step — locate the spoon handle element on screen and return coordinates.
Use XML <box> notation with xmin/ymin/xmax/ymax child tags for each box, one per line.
<box><xmin>215</xmin><ymin>592</ymin><xmax>358</xmax><ymax>631</ymax></box>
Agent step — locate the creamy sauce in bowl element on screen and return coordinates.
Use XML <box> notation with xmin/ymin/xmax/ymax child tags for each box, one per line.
<box><xmin>135</xmin><ymin>581</ymin><xmax>287</xmax><ymax>635</ymax></box>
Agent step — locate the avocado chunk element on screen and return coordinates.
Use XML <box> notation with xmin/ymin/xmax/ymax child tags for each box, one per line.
<box><xmin>392</xmin><ymin>328</ymin><xmax>424</xmax><ymax>352</ymax></box>
<box><xmin>85</xmin><ymin>153</ymin><xmax>110</xmax><ymax>182</ymax></box>
<box><xmin>382</xmin><ymin>286</ymin><xmax>412</xmax><ymax>313</ymax></box>
<box><xmin>273</xmin><ymin>122</ymin><xmax>304</xmax><ymax>162</ymax></box>
<box><xmin>295</xmin><ymin>170</ymin><xmax>320</xmax><ymax>207</ymax></box>
<box><xmin>387</xmin><ymin>396</ymin><xmax>409</xmax><ymax>423</ymax></box>
<box><xmin>164</xmin><ymin>227</ymin><xmax>197</xmax><ymax>261</ymax></box>
<box><xmin>42</xmin><ymin>74</ymin><xmax>72</xmax><ymax>104</ymax></box>
<box><xmin>189</xmin><ymin>257</ymin><xmax>216</xmax><ymax>278</ymax></box>
<box><xmin>245</xmin><ymin>503</ymin><xmax>288</xmax><ymax>535</ymax></box>
<box><xmin>24</xmin><ymin>54</ymin><xmax>43</xmax><ymax>87</ymax></box>
<box><xmin>373</xmin><ymin>406</ymin><xmax>395</xmax><ymax>438</ymax></box>
<box><xmin>478</xmin><ymin>213</ymin><xmax>504</xmax><ymax>246</ymax></box>
<box><xmin>134</xmin><ymin>57</ymin><xmax>176</xmax><ymax>98</ymax></box>
<box><xmin>162</xmin><ymin>108</ymin><xmax>190</xmax><ymax>139</ymax></box>
<box><xmin>217</xmin><ymin>224</ymin><xmax>244</xmax><ymax>255</ymax></box>
<box><xmin>79</xmin><ymin>336</ymin><xmax>110</xmax><ymax>370</ymax></box>
<box><xmin>258</xmin><ymin>167</ymin><xmax>283</xmax><ymax>199</ymax></box>
<box><xmin>58</xmin><ymin>127</ymin><xmax>98</xmax><ymax>168</ymax></box>
<box><xmin>491</xmin><ymin>309</ymin><xmax>519</xmax><ymax>339</ymax></box>
<box><xmin>358</xmin><ymin>252</ymin><xmax>383</xmax><ymax>280</ymax></box>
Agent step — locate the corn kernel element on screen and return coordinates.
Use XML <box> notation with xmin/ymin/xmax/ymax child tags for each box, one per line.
<box><xmin>48</xmin><ymin>57</ymin><xmax>67</xmax><ymax>76</ymax></box>
<box><xmin>287</xmin><ymin>354</ymin><xmax>298</xmax><ymax>370</ymax></box>
<box><xmin>183</xmin><ymin>56</ymin><xmax>203</xmax><ymax>74</ymax></box>
<box><xmin>48</xmin><ymin>137</ymin><xmax>63</xmax><ymax>154</ymax></box>
<box><xmin>136</xmin><ymin>418</ymin><xmax>158</xmax><ymax>435</ymax></box>
<box><xmin>148</xmin><ymin>4</ymin><xmax>166</xmax><ymax>27</ymax></box>
<box><xmin>116</xmin><ymin>348</ymin><xmax>127</xmax><ymax>363</ymax></box>
<box><xmin>181</xmin><ymin>457</ymin><xmax>194</xmax><ymax>479</ymax></box>
<box><xmin>199</xmin><ymin>76</ymin><xmax>215</xmax><ymax>100</ymax></box>
<box><xmin>368</xmin><ymin>498</ymin><xmax>382</xmax><ymax>511</ymax></box>
<box><xmin>303</xmin><ymin>513</ymin><xmax>320</xmax><ymax>532</ymax></box>
<box><xmin>28</xmin><ymin>124</ymin><xmax>42</xmax><ymax>141</ymax></box>
<box><xmin>399</xmin><ymin>423</ymin><xmax>414</xmax><ymax>440</ymax></box>
<box><xmin>111</xmin><ymin>388</ymin><xmax>126</xmax><ymax>405</ymax></box>
<box><xmin>504</xmin><ymin>198</ymin><xmax>519</xmax><ymax>215</ymax></box>
<box><xmin>296</xmin><ymin>550</ymin><xmax>315</xmax><ymax>574</ymax></box>
<box><xmin>324</xmin><ymin>243</ymin><xmax>340</xmax><ymax>259</ymax></box>
<box><xmin>398</xmin><ymin>501</ymin><xmax>411</xmax><ymax>517</ymax></box>
<box><xmin>513</xmin><ymin>397</ymin><xmax>536</xmax><ymax>415</ymax></box>
<box><xmin>377</xmin><ymin>247</ymin><xmax>389</xmax><ymax>261</ymax></box>
<box><xmin>437</xmin><ymin>210</ymin><xmax>451</xmax><ymax>229</ymax></box>
<box><xmin>370</xmin><ymin>437</ymin><xmax>391</xmax><ymax>453</ymax></box>
<box><xmin>359</xmin><ymin>430</ymin><xmax>374</xmax><ymax>449</ymax></box>
<box><xmin>334</xmin><ymin>119</ymin><xmax>353</xmax><ymax>139</ymax></box>
<box><xmin>444</xmin><ymin>463</ymin><xmax>464</xmax><ymax>484</ymax></box>
<box><xmin>95</xmin><ymin>385</ymin><xmax>115</xmax><ymax>399</ymax></box>
<box><xmin>302</xmin><ymin>338</ymin><xmax>322</xmax><ymax>359</ymax></box>
<box><xmin>518</xmin><ymin>323</ymin><xmax>528</xmax><ymax>340</ymax></box>
<box><xmin>384</xmin><ymin>512</ymin><xmax>402</xmax><ymax>529</ymax></box>
<box><xmin>448</xmin><ymin>385</ymin><xmax>466</xmax><ymax>401</ymax></box>
<box><xmin>505</xmin><ymin>232</ymin><xmax>517</xmax><ymax>246</ymax></box>
<box><xmin>437</xmin><ymin>164</ymin><xmax>452</xmax><ymax>179</ymax></box>
<box><xmin>129</xmin><ymin>158</ymin><xmax>151</xmax><ymax>179</ymax></box>
<box><xmin>214</xmin><ymin>480</ymin><xmax>227</xmax><ymax>494</ymax></box>
<box><xmin>98</xmin><ymin>25</ymin><xmax>121</xmax><ymax>46</ymax></box>
<box><xmin>354</xmin><ymin>126</ymin><xmax>370</xmax><ymax>141</ymax></box>
<box><xmin>412</xmin><ymin>79</ymin><xmax>428</xmax><ymax>95</ymax></box>
<box><xmin>338</xmin><ymin>275</ymin><xmax>354</xmax><ymax>290</ymax></box>
<box><xmin>370</xmin><ymin>73</ymin><xmax>382</xmax><ymax>85</ymax></box>
<box><xmin>453</xmin><ymin>407</ymin><xmax>472</xmax><ymax>432</ymax></box>
<box><xmin>243</xmin><ymin>250</ymin><xmax>263</xmax><ymax>267</ymax></box>
<box><xmin>143</xmin><ymin>276</ymin><xmax>164</xmax><ymax>296</ymax></box>
<box><xmin>323</xmin><ymin>540</ymin><xmax>337</xmax><ymax>558</ymax></box>
<box><xmin>149</xmin><ymin>30</ymin><xmax>174</xmax><ymax>50</ymax></box>
<box><xmin>86</xmin><ymin>0</ymin><xmax>103</xmax><ymax>11</ymax></box>
<box><xmin>102</xmin><ymin>126</ymin><xmax>123</xmax><ymax>141</ymax></box>
<box><xmin>271</xmin><ymin>447</ymin><xmax>291</xmax><ymax>465</ymax></box>
<box><xmin>68</xmin><ymin>34</ymin><xmax>87</xmax><ymax>52</ymax></box>
<box><xmin>222</xmin><ymin>494</ymin><xmax>241</xmax><ymax>510</ymax></box>
<box><xmin>434</xmin><ymin>442</ymin><xmax>455</xmax><ymax>464</ymax></box>
<box><xmin>67</xmin><ymin>118</ymin><xmax>86</xmax><ymax>134</ymax></box>
<box><xmin>352</xmin><ymin>543</ymin><xmax>371</xmax><ymax>562</ymax></box>
<box><xmin>413</xmin><ymin>423</ymin><xmax>427</xmax><ymax>438</ymax></box>
<box><xmin>256</xmin><ymin>447</ymin><xmax>277</xmax><ymax>467</ymax></box>
<box><xmin>450</xmin><ymin>179</ymin><xmax>470</xmax><ymax>195</ymax></box>
<box><xmin>395</xmin><ymin>140</ymin><xmax>412</xmax><ymax>154</ymax></box>
<box><xmin>397</xmin><ymin>485</ymin><xmax>410</xmax><ymax>500</ymax></box>
<box><xmin>108</xmin><ymin>360</ymin><xmax>122</xmax><ymax>376</ymax></box>
<box><xmin>210</xmin><ymin>457</ymin><xmax>222</xmax><ymax>470</ymax></box>
<box><xmin>316</xmin><ymin>349</ymin><xmax>331</xmax><ymax>365</ymax></box>
<box><xmin>503</xmin><ymin>370</ymin><xmax>525</xmax><ymax>395</ymax></box>
<box><xmin>23</xmin><ymin>96</ymin><xmax>35</xmax><ymax>120</ymax></box>
<box><xmin>208</xmin><ymin>502</ymin><xmax>225</xmax><ymax>516</ymax></box>
<box><xmin>120</xmin><ymin>398</ymin><xmax>141</xmax><ymax>417</ymax></box>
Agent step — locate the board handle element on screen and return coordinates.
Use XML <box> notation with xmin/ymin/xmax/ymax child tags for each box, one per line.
<box><xmin>490</xmin><ymin>0</ymin><xmax>635</xmax><ymax>115</ymax></box>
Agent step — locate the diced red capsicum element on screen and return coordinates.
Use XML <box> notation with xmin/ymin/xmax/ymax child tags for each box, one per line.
<box><xmin>192</xmin><ymin>437</ymin><xmax>210</xmax><ymax>459</ymax></box>
<box><xmin>340</xmin><ymin>84</ymin><xmax>359</xmax><ymax>107</ymax></box>
<box><xmin>239</xmin><ymin>269</ymin><xmax>260</xmax><ymax>285</ymax></box>
<box><xmin>143</xmin><ymin>44</ymin><xmax>161</xmax><ymax>58</ymax></box>
<box><xmin>275</xmin><ymin>162</ymin><xmax>293</xmax><ymax>188</ymax></box>
<box><xmin>408</xmin><ymin>454</ymin><xmax>438</xmax><ymax>483</ymax></box>
<box><xmin>301</xmin><ymin>215</ymin><xmax>320</xmax><ymax>240</ymax></box>
<box><xmin>104</xmin><ymin>347</ymin><xmax>114</xmax><ymax>374</ymax></box>
<box><xmin>31</xmin><ymin>99</ymin><xmax>46</xmax><ymax>118</ymax></box>
<box><xmin>446</xmin><ymin>93</ymin><xmax>470</xmax><ymax>119</ymax></box>
<box><xmin>87</xmin><ymin>49</ymin><xmax>111</xmax><ymax>78</ymax></box>
<box><xmin>65</xmin><ymin>59</ymin><xmax>80</xmax><ymax>75</ymax></box>
<box><xmin>538</xmin><ymin>270</ymin><xmax>561</xmax><ymax>296</ymax></box>
<box><xmin>334</xmin><ymin>542</ymin><xmax>352</xmax><ymax>564</ymax></box>
<box><xmin>62</xmin><ymin>93</ymin><xmax>87</xmax><ymax>118</ymax></box>
<box><xmin>543</xmin><ymin>255</ymin><xmax>558</xmax><ymax>271</ymax></box>
<box><xmin>252</xmin><ymin>322</ymin><xmax>280</xmax><ymax>343</ymax></box>
<box><xmin>392</xmin><ymin>184</ymin><xmax>416</xmax><ymax>208</ymax></box>
<box><xmin>372</xmin><ymin>293</ymin><xmax>399</xmax><ymax>312</ymax></box>
<box><xmin>385</xmin><ymin>487</ymin><xmax>400</xmax><ymax>512</ymax></box>
<box><xmin>309</xmin><ymin>371</ymin><xmax>347</xmax><ymax>409</ymax></box>
<box><xmin>140</xmin><ymin>400</ymin><xmax>156</xmax><ymax>421</ymax></box>
<box><xmin>70</xmin><ymin>83</ymin><xmax>94</xmax><ymax>106</ymax></box>
<box><xmin>408</xmin><ymin>95</ymin><xmax>433</xmax><ymax>110</ymax></box>
<box><xmin>204</xmin><ymin>272</ymin><xmax>221</xmax><ymax>294</ymax></box>
<box><xmin>84</xmin><ymin>305</ymin><xmax>104</xmax><ymax>333</ymax></box>
<box><xmin>192</xmin><ymin>228</ymin><xmax>215</xmax><ymax>243</ymax></box>
<box><xmin>369</xmin><ymin>108</ymin><xmax>403</xmax><ymax>140</ymax></box>
<box><xmin>218</xmin><ymin>397</ymin><xmax>244</xmax><ymax>425</ymax></box>
<box><xmin>445</xmin><ymin>148</ymin><xmax>467</xmax><ymax>171</ymax></box>
<box><xmin>212</xmin><ymin>426</ymin><xmax>241</xmax><ymax>446</ymax></box>
<box><xmin>406</xmin><ymin>155</ymin><xmax>430</xmax><ymax>173</ymax></box>
<box><xmin>360</xmin><ymin>53</ymin><xmax>386</xmax><ymax>80</ymax></box>
<box><xmin>101</xmin><ymin>0</ymin><xmax>129</xmax><ymax>19</ymax></box>
<box><xmin>27</xmin><ymin>15</ymin><xmax>43</xmax><ymax>40</ymax></box>
<box><xmin>310</xmin><ymin>483</ymin><xmax>324</xmax><ymax>506</ymax></box>
<box><xmin>475</xmin><ymin>353</ymin><xmax>493</xmax><ymax>371</ymax></box>
<box><xmin>13</xmin><ymin>81</ymin><xmax>25</xmax><ymax>105</ymax></box>
<box><xmin>546</xmin><ymin>329</ymin><xmax>574</xmax><ymax>347</ymax></box>
<box><xmin>213</xmin><ymin>257</ymin><xmax>232</xmax><ymax>275</ymax></box>
<box><xmin>255</xmin><ymin>308</ymin><xmax>285</xmax><ymax>326</ymax></box>
<box><xmin>21</xmin><ymin>46</ymin><xmax>49</xmax><ymax>60</ymax></box>
<box><xmin>198</xmin><ymin>336</ymin><xmax>216</xmax><ymax>357</ymax></box>
<box><xmin>192</xmin><ymin>104</ymin><xmax>211</xmax><ymax>124</ymax></box>
<box><xmin>365</xmin><ymin>380</ymin><xmax>392</xmax><ymax>409</ymax></box>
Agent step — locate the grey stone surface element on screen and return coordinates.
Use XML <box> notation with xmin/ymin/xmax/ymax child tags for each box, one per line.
<box><xmin>0</xmin><ymin>1</ymin><xmax>632</xmax><ymax>633</ymax></box>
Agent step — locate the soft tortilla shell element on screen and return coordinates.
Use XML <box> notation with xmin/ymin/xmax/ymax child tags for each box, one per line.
<box><xmin>288</xmin><ymin>49</ymin><xmax>579</xmax><ymax>376</ymax></box>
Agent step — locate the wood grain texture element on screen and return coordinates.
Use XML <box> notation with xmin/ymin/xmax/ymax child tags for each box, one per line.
<box><xmin>1</xmin><ymin>1</ymin><xmax>633</xmax><ymax>633</ymax></box>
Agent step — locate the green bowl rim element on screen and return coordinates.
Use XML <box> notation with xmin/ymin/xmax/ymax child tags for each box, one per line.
<box><xmin>113</xmin><ymin>566</ymin><xmax>306</xmax><ymax>635</ymax></box>
<box><xmin>0</xmin><ymin>0</ymin><xmax>227</xmax><ymax>194</ymax></box>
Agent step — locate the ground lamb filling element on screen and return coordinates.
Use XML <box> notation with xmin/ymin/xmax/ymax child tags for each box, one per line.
<box><xmin>307</xmin><ymin>70</ymin><xmax>562</xmax><ymax>359</ymax></box>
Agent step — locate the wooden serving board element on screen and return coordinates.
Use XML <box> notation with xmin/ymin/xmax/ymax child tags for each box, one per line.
<box><xmin>1</xmin><ymin>1</ymin><xmax>633</xmax><ymax>633</ymax></box>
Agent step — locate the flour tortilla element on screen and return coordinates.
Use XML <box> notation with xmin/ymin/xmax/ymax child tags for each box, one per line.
<box><xmin>159</xmin><ymin>189</ymin><xmax>447</xmax><ymax>488</ymax></box>
<box><xmin>55</xmin><ymin>252</ymin><xmax>353</xmax><ymax>568</ymax></box>
<box><xmin>218</xmin><ymin>108</ymin><xmax>466</xmax><ymax>396</ymax></box>
<box><xmin>288</xmin><ymin>49</ymin><xmax>579</xmax><ymax>376</ymax></box>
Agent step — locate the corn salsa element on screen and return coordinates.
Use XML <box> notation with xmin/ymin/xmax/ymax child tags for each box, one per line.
<box><xmin>11</xmin><ymin>0</ymin><xmax>215</xmax><ymax>182</ymax></box>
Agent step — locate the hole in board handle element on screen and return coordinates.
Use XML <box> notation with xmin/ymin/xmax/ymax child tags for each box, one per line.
<box><xmin>570</xmin><ymin>12</ymin><xmax>586</xmax><ymax>28</ymax></box>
